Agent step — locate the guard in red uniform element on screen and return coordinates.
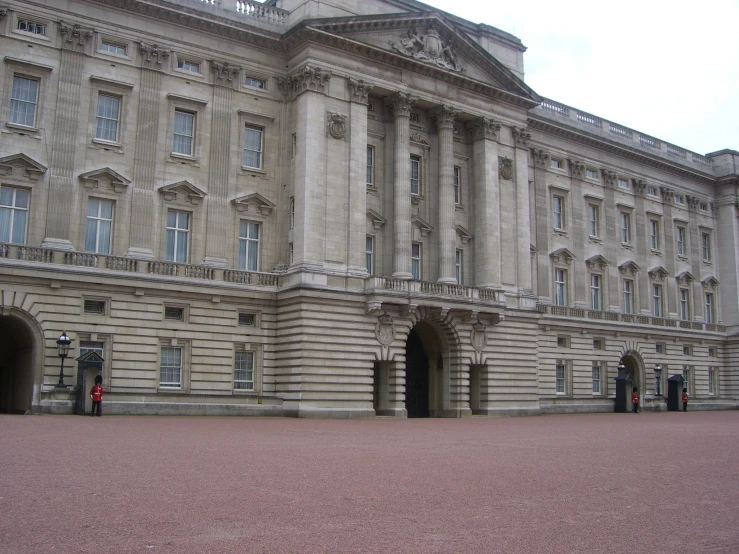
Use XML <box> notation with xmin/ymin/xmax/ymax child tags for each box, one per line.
<box><xmin>90</xmin><ymin>375</ymin><xmax>104</xmax><ymax>417</ymax></box>
<box><xmin>682</xmin><ymin>388</ymin><xmax>689</xmax><ymax>412</ymax></box>
<box><xmin>631</xmin><ymin>387</ymin><xmax>639</xmax><ymax>413</ymax></box>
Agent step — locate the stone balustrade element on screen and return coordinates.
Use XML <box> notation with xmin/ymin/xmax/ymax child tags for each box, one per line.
<box><xmin>535</xmin><ymin>98</ymin><xmax>712</xmax><ymax>168</ymax></box>
<box><xmin>537</xmin><ymin>304</ymin><xmax>726</xmax><ymax>333</ymax></box>
<box><xmin>186</xmin><ymin>0</ymin><xmax>287</xmax><ymax>25</ymax></box>
<box><xmin>365</xmin><ymin>276</ymin><xmax>505</xmax><ymax>306</ymax></box>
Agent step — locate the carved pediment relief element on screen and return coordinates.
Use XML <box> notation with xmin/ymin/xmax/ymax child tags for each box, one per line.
<box><xmin>618</xmin><ymin>261</ymin><xmax>641</xmax><ymax>276</ymax></box>
<box><xmin>78</xmin><ymin>167</ymin><xmax>130</xmax><ymax>193</ymax></box>
<box><xmin>550</xmin><ymin>247</ymin><xmax>575</xmax><ymax>265</ymax></box>
<box><xmin>410</xmin><ymin>132</ymin><xmax>430</xmax><ymax>147</ymax></box>
<box><xmin>232</xmin><ymin>192</ymin><xmax>275</xmax><ymax>215</ymax></box>
<box><xmin>159</xmin><ymin>181</ymin><xmax>206</xmax><ymax>205</ymax></box>
<box><xmin>648</xmin><ymin>266</ymin><xmax>669</xmax><ymax>282</ymax></box>
<box><xmin>0</xmin><ymin>154</ymin><xmax>47</xmax><ymax>181</ymax></box>
<box><xmin>701</xmin><ymin>276</ymin><xmax>719</xmax><ymax>290</ymax></box>
<box><xmin>586</xmin><ymin>254</ymin><xmax>610</xmax><ymax>271</ymax></box>
<box><xmin>455</xmin><ymin>225</ymin><xmax>473</xmax><ymax>245</ymax></box>
<box><xmin>411</xmin><ymin>215</ymin><xmax>433</xmax><ymax>237</ymax></box>
<box><xmin>367</xmin><ymin>209</ymin><xmax>387</xmax><ymax>230</ymax></box>
<box><xmin>675</xmin><ymin>271</ymin><xmax>695</xmax><ymax>285</ymax></box>
<box><xmin>390</xmin><ymin>27</ymin><xmax>464</xmax><ymax>72</ymax></box>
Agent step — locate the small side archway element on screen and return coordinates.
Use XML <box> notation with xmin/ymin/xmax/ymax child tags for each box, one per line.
<box><xmin>619</xmin><ymin>350</ymin><xmax>644</xmax><ymax>396</ymax></box>
<box><xmin>0</xmin><ymin>309</ymin><xmax>43</xmax><ymax>413</ymax></box>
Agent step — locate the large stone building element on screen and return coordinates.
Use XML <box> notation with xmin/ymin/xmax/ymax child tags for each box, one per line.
<box><xmin>0</xmin><ymin>0</ymin><xmax>736</xmax><ymax>417</ymax></box>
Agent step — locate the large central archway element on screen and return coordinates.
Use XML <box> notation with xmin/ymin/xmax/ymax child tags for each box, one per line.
<box><xmin>0</xmin><ymin>314</ymin><xmax>36</xmax><ymax>413</ymax></box>
<box><xmin>404</xmin><ymin>321</ymin><xmax>444</xmax><ymax>418</ymax></box>
<box><xmin>619</xmin><ymin>351</ymin><xmax>644</xmax><ymax>397</ymax></box>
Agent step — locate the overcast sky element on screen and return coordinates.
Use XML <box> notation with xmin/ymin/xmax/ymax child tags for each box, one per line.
<box><xmin>418</xmin><ymin>0</ymin><xmax>738</xmax><ymax>155</ymax></box>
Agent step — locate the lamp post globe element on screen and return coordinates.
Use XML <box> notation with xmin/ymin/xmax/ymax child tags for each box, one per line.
<box><xmin>654</xmin><ymin>364</ymin><xmax>663</xmax><ymax>396</ymax></box>
<box><xmin>617</xmin><ymin>362</ymin><xmax>626</xmax><ymax>376</ymax></box>
<box><xmin>56</xmin><ymin>331</ymin><xmax>72</xmax><ymax>387</ymax></box>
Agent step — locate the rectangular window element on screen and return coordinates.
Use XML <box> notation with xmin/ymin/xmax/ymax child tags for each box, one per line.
<box><xmin>593</xmin><ymin>339</ymin><xmax>604</xmax><ymax>350</ymax></box>
<box><xmin>674</xmin><ymin>195</ymin><xmax>684</xmax><ymax>206</ymax></box>
<box><xmin>555</xmin><ymin>363</ymin><xmax>566</xmax><ymax>394</ymax></box>
<box><xmin>553</xmin><ymin>195</ymin><xmax>565</xmax><ymax>230</ymax></box>
<box><xmin>238</xmin><ymin>312</ymin><xmax>255</xmax><ymax>326</ymax></box>
<box><xmin>160</xmin><ymin>347</ymin><xmax>182</xmax><ymax>388</ymax></box>
<box><xmin>554</xmin><ymin>268</ymin><xmax>567</xmax><ymax>306</ymax></box>
<box><xmin>234</xmin><ymin>351</ymin><xmax>255</xmax><ymax>390</ymax></box>
<box><xmin>650</xmin><ymin>219</ymin><xmax>660</xmax><ymax>250</ymax></box>
<box><xmin>682</xmin><ymin>367</ymin><xmax>690</xmax><ymax>395</ymax></box>
<box><xmin>101</xmin><ymin>41</ymin><xmax>126</xmax><ymax>56</ymax></box>
<box><xmin>701</xmin><ymin>232</ymin><xmax>712</xmax><ymax>262</ymax></box>
<box><xmin>289</xmin><ymin>197</ymin><xmax>295</xmax><ymax>229</ymax></box>
<box><xmin>679</xmin><ymin>288</ymin><xmax>690</xmax><ymax>321</ymax></box>
<box><xmin>291</xmin><ymin>133</ymin><xmax>297</xmax><ymax>159</ymax></box>
<box><xmin>592</xmin><ymin>362</ymin><xmax>601</xmax><ymax>394</ymax></box>
<box><xmin>708</xmin><ymin>347</ymin><xmax>716</xmax><ymax>357</ymax></box>
<box><xmin>165</xmin><ymin>210</ymin><xmax>189</xmax><ymax>263</ymax></box>
<box><xmin>288</xmin><ymin>242</ymin><xmax>294</xmax><ymax>265</ymax></box>
<box><xmin>177</xmin><ymin>59</ymin><xmax>199</xmax><ymax>73</ymax></box>
<box><xmin>0</xmin><ymin>185</ymin><xmax>30</xmax><ymax>244</ymax></box>
<box><xmin>623</xmin><ymin>279</ymin><xmax>634</xmax><ymax>314</ymax></box>
<box><xmin>618</xmin><ymin>178</ymin><xmax>630</xmax><ymax>189</ymax></box>
<box><xmin>83</xmin><ymin>299</ymin><xmax>106</xmax><ymax>315</ymax></box>
<box><xmin>652</xmin><ymin>284</ymin><xmax>663</xmax><ymax>317</ymax></box>
<box><xmin>683</xmin><ymin>345</ymin><xmax>692</xmax><ymax>356</ymax></box>
<box><xmin>588</xmin><ymin>204</ymin><xmax>599</xmax><ymax>237</ymax></box>
<box><xmin>453</xmin><ymin>166</ymin><xmax>461</xmax><ymax>205</ymax></box>
<box><xmin>620</xmin><ymin>212</ymin><xmax>631</xmax><ymax>244</ymax></box>
<box><xmin>699</xmin><ymin>202</ymin><xmax>708</xmax><ymax>212</ymax></box>
<box><xmin>79</xmin><ymin>341</ymin><xmax>104</xmax><ymax>358</ymax></box>
<box><xmin>410</xmin><ymin>155</ymin><xmax>420</xmax><ymax>196</ymax></box>
<box><xmin>585</xmin><ymin>169</ymin><xmax>598</xmax><ymax>180</ymax></box>
<box><xmin>85</xmin><ymin>199</ymin><xmax>113</xmax><ymax>254</ymax></box>
<box><xmin>656</xmin><ymin>343</ymin><xmax>665</xmax><ymax>354</ymax></box>
<box><xmin>164</xmin><ymin>306</ymin><xmax>184</xmax><ymax>321</ymax></box>
<box><xmin>409</xmin><ymin>112</ymin><xmax>420</xmax><ymax>123</ymax></box>
<box><xmin>172</xmin><ymin>110</ymin><xmax>195</xmax><ymax>156</ymax></box>
<box><xmin>10</xmin><ymin>76</ymin><xmax>39</xmax><ymax>127</ymax></box>
<box><xmin>17</xmin><ymin>19</ymin><xmax>46</xmax><ymax>35</ymax></box>
<box><xmin>95</xmin><ymin>94</ymin><xmax>121</xmax><ymax>142</ymax></box>
<box><xmin>557</xmin><ymin>336</ymin><xmax>569</xmax><ymax>348</ymax></box>
<box><xmin>455</xmin><ymin>249</ymin><xmax>462</xmax><ymax>284</ymax></box>
<box><xmin>647</xmin><ymin>186</ymin><xmax>658</xmax><ymax>196</ymax></box>
<box><xmin>590</xmin><ymin>274</ymin><xmax>602</xmax><ymax>311</ymax></box>
<box><xmin>366</xmin><ymin>236</ymin><xmax>374</xmax><ymax>274</ymax></box>
<box><xmin>708</xmin><ymin>368</ymin><xmax>717</xmax><ymax>395</ymax></box>
<box><xmin>705</xmin><ymin>293</ymin><xmax>715</xmax><ymax>324</ymax></box>
<box><xmin>366</xmin><ymin>146</ymin><xmax>374</xmax><ymax>186</ymax></box>
<box><xmin>238</xmin><ymin>221</ymin><xmax>260</xmax><ymax>271</ymax></box>
<box><xmin>676</xmin><ymin>226</ymin><xmax>686</xmax><ymax>257</ymax></box>
<box><xmin>411</xmin><ymin>242</ymin><xmax>421</xmax><ymax>280</ymax></box>
<box><xmin>550</xmin><ymin>159</ymin><xmax>563</xmax><ymax>170</ymax></box>
<box><xmin>243</xmin><ymin>126</ymin><xmax>263</xmax><ymax>169</ymax></box>
<box><xmin>244</xmin><ymin>77</ymin><xmax>265</xmax><ymax>89</ymax></box>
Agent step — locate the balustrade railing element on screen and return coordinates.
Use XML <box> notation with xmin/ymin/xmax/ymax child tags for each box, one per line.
<box><xmin>365</xmin><ymin>277</ymin><xmax>500</xmax><ymax>304</ymax></box>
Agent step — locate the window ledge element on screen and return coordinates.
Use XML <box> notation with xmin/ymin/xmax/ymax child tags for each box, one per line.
<box><xmin>553</xmin><ymin>229</ymin><xmax>568</xmax><ymax>237</ymax></box>
<box><xmin>239</xmin><ymin>166</ymin><xmax>267</xmax><ymax>177</ymax></box>
<box><xmin>454</xmin><ymin>204</ymin><xmax>465</xmax><ymax>212</ymax></box>
<box><xmin>702</xmin><ymin>260</ymin><xmax>713</xmax><ymax>266</ymax></box>
<box><xmin>650</xmin><ymin>249</ymin><xmax>662</xmax><ymax>256</ymax></box>
<box><xmin>91</xmin><ymin>138</ymin><xmax>123</xmax><ymax>151</ymax></box>
<box><xmin>588</xmin><ymin>236</ymin><xmax>602</xmax><ymax>243</ymax></box>
<box><xmin>157</xmin><ymin>387</ymin><xmax>183</xmax><ymax>393</ymax></box>
<box><xmin>677</xmin><ymin>255</ymin><xmax>689</xmax><ymax>261</ymax></box>
<box><xmin>5</xmin><ymin>122</ymin><xmax>40</xmax><ymax>135</ymax></box>
<box><xmin>620</xmin><ymin>243</ymin><xmax>633</xmax><ymax>250</ymax></box>
<box><xmin>411</xmin><ymin>195</ymin><xmax>423</xmax><ymax>204</ymax></box>
<box><xmin>168</xmin><ymin>153</ymin><xmax>199</xmax><ymax>167</ymax></box>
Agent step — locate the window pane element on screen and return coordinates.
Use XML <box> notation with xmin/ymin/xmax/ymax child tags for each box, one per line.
<box><xmin>10</xmin><ymin>77</ymin><xmax>39</xmax><ymax>127</ymax></box>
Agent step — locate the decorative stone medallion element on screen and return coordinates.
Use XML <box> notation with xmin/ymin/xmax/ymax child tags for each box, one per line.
<box><xmin>499</xmin><ymin>157</ymin><xmax>513</xmax><ymax>181</ymax></box>
<box><xmin>326</xmin><ymin>112</ymin><xmax>347</xmax><ymax>139</ymax></box>
<box><xmin>375</xmin><ymin>313</ymin><xmax>395</xmax><ymax>346</ymax></box>
<box><xmin>470</xmin><ymin>321</ymin><xmax>487</xmax><ymax>352</ymax></box>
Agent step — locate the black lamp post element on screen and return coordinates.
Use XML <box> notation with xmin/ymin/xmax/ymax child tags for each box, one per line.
<box><xmin>617</xmin><ymin>362</ymin><xmax>626</xmax><ymax>376</ymax></box>
<box><xmin>56</xmin><ymin>331</ymin><xmax>72</xmax><ymax>387</ymax></box>
<box><xmin>654</xmin><ymin>364</ymin><xmax>663</xmax><ymax>396</ymax></box>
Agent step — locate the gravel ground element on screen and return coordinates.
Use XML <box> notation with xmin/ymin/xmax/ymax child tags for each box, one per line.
<box><xmin>1</xmin><ymin>411</ymin><xmax>737</xmax><ymax>554</ymax></box>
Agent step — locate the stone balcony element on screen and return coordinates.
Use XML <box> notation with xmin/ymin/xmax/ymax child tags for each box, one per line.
<box><xmin>364</xmin><ymin>276</ymin><xmax>506</xmax><ymax>310</ymax></box>
<box><xmin>173</xmin><ymin>0</ymin><xmax>288</xmax><ymax>31</ymax></box>
<box><xmin>537</xmin><ymin>304</ymin><xmax>727</xmax><ymax>334</ymax></box>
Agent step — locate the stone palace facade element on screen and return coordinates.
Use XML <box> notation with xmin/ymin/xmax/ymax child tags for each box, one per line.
<box><xmin>0</xmin><ymin>0</ymin><xmax>737</xmax><ymax>416</ymax></box>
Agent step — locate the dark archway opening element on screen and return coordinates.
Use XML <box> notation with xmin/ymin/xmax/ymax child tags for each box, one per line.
<box><xmin>405</xmin><ymin>328</ymin><xmax>430</xmax><ymax>418</ymax></box>
<box><xmin>0</xmin><ymin>316</ymin><xmax>35</xmax><ymax>413</ymax></box>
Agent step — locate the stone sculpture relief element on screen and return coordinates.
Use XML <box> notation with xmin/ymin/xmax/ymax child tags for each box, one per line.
<box><xmin>375</xmin><ymin>313</ymin><xmax>395</xmax><ymax>346</ymax></box>
<box><xmin>326</xmin><ymin>112</ymin><xmax>347</xmax><ymax>139</ymax></box>
<box><xmin>499</xmin><ymin>157</ymin><xmax>513</xmax><ymax>181</ymax></box>
<box><xmin>390</xmin><ymin>28</ymin><xmax>464</xmax><ymax>72</ymax></box>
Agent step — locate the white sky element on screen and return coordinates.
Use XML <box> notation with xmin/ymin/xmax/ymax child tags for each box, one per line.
<box><xmin>420</xmin><ymin>0</ymin><xmax>739</xmax><ymax>155</ymax></box>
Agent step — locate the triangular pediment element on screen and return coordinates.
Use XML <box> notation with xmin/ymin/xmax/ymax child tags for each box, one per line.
<box><xmin>159</xmin><ymin>181</ymin><xmax>206</xmax><ymax>205</ymax></box>
<box><xmin>367</xmin><ymin>208</ymin><xmax>387</xmax><ymax>230</ymax></box>
<box><xmin>76</xmin><ymin>350</ymin><xmax>104</xmax><ymax>363</ymax></box>
<box><xmin>232</xmin><ymin>193</ymin><xmax>276</xmax><ymax>215</ymax></box>
<box><xmin>675</xmin><ymin>270</ymin><xmax>695</xmax><ymax>285</ymax></box>
<box><xmin>298</xmin><ymin>13</ymin><xmax>540</xmax><ymax>107</ymax></box>
<box><xmin>618</xmin><ymin>261</ymin><xmax>641</xmax><ymax>275</ymax></box>
<box><xmin>586</xmin><ymin>254</ymin><xmax>610</xmax><ymax>270</ymax></box>
<box><xmin>648</xmin><ymin>266</ymin><xmax>669</xmax><ymax>281</ymax></box>
<box><xmin>701</xmin><ymin>276</ymin><xmax>719</xmax><ymax>290</ymax></box>
<box><xmin>455</xmin><ymin>224</ymin><xmax>472</xmax><ymax>244</ymax></box>
<box><xmin>550</xmin><ymin>248</ymin><xmax>575</xmax><ymax>265</ymax></box>
<box><xmin>79</xmin><ymin>167</ymin><xmax>131</xmax><ymax>193</ymax></box>
<box><xmin>0</xmin><ymin>153</ymin><xmax>47</xmax><ymax>181</ymax></box>
<box><xmin>411</xmin><ymin>215</ymin><xmax>434</xmax><ymax>237</ymax></box>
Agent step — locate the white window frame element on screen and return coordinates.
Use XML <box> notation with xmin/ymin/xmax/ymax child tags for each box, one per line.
<box><xmin>291</xmin><ymin>133</ymin><xmax>297</xmax><ymax>160</ymax></box>
<box><xmin>649</xmin><ymin>218</ymin><xmax>661</xmax><ymax>251</ymax></box>
<box><xmin>623</xmin><ymin>278</ymin><xmax>634</xmax><ymax>314</ymax></box>
<box><xmin>555</xmin><ymin>362</ymin><xmax>567</xmax><ymax>395</ymax></box>
<box><xmin>165</xmin><ymin>210</ymin><xmax>190</xmax><ymax>263</ymax></box>
<box><xmin>411</xmin><ymin>242</ymin><xmax>421</xmax><ymax>280</ymax></box>
<box><xmin>676</xmin><ymin>225</ymin><xmax>686</xmax><ymax>257</ymax></box>
<box><xmin>682</xmin><ymin>366</ymin><xmax>692</xmax><ymax>395</ymax></box>
<box><xmin>708</xmin><ymin>367</ymin><xmax>718</xmax><ymax>396</ymax></box>
<box><xmin>590</xmin><ymin>273</ymin><xmax>602</xmax><ymax>311</ymax></box>
<box><xmin>244</xmin><ymin>76</ymin><xmax>266</xmax><ymax>89</ymax></box>
<box><xmin>85</xmin><ymin>198</ymin><xmax>114</xmax><ymax>254</ymax></box>
<box><xmin>455</xmin><ymin>249</ymin><xmax>463</xmax><ymax>284</ymax></box>
<box><xmin>620</xmin><ymin>211</ymin><xmax>632</xmax><ymax>245</ymax></box>
<box><xmin>453</xmin><ymin>166</ymin><xmax>461</xmax><ymax>205</ymax></box>
<box><xmin>652</xmin><ymin>284</ymin><xmax>663</xmax><ymax>317</ymax></box>
<box><xmin>618</xmin><ymin>178</ymin><xmax>630</xmax><ymax>190</ymax></box>
<box><xmin>366</xmin><ymin>235</ymin><xmax>374</xmax><ymax>274</ymax></box>
<box><xmin>410</xmin><ymin>155</ymin><xmax>421</xmax><ymax>196</ymax></box>
<box><xmin>550</xmin><ymin>158</ymin><xmax>564</xmax><ymax>170</ymax></box>
<box><xmin>160</xmin><ymin>346</ymin><xmax>183</xmax><ymax>389</ymax></box>
<box><xmin>585</xmin><ymin>168</ymin><xmax>598</xmax><ymax>180</ymax></box>
<box><xmin>16</xmin><ymin>18</ymin><xmax>47</xmax><ymax>36</ymax></box>
<box><xmin>0</xmin><ymin>185</ymin><xmax>30</xmax><ymax>244</ymax></box>
<box><xmin>243</xmin><ymin>125</ymin><xmax>264</xmax><ymax>169</ymax></box>
<box><xmin>366</xmin><ymin>145</ymin><xmax>374</xmax><ymax>187</ymax></box>
<box><xmin>289</xmin><ymin>196</ymin><xmax>295</xmax><ymax>229</ymax></box>
<box><xmin>705</xmin><ymin>292</ymin><xmax>715</xmax><ymax>324</ymax></box>
<box><xmin>9</xmin><ymin>75</ymin><xmax>40</xmax><ymax>128</ymax></box>
<box><xmin>94</xmin><ymin>93</ymin><xmax>122</xmax><ymax>143</ymax></box>
<box><xmin>172</xmin><ymin>109</ymin><xmax>196</xmax><ymax>157</ymax></box>
<box><xmin>592</xmin><ymin>362</ymin><xmax>602</xmax><ymax>394</ymax></box>
<box><xmin>588</xmin><ymin>203</ymin><xmax>600</xmax><ymax>238</ymax></box>
<box><xmin>100</xmin><ymin>41</ymin><xmax>127</xmax><ymax>56</ymax></box>
<box><xmin>553</xmin><ymin>195</ymin><xmax>565</xmax><ymax>231</ymax></box>
<box><xmin>679</xmin><ymin>288</ymin><xmax>691</xmax><ymax>321</ymax></box>
<box><xmin>177</xmin><ymin>59</ymin><xmax>200</xmax><ymax>73</ymax></box>
<box><xmin>647</xmin><ymin>186</ymin><xmax>658</xmax><ymax>197</ymax></box>
<box><xmin>238</xmin><ymin>221</ymin><xmax>260</xmax><ymax>271</ymax></box>
<box><xmin>234</xmin><ymin>350</ymin><xmax>255</xmax><ymax>391</ymax></box>
<box><xmin>554</xmin><ymin>268</ymin><xmax>567</xmax><ymax>307</ymax></box>
<box><xmin>701</xmin><ymin>231</ymin><xmax>712</xmax><ymax>263</ymax></box>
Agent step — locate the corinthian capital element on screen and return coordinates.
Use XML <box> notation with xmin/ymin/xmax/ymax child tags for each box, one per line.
<box><xmin>138</xmin><ymin>42</ymin><xmax>171</xmax><ymax>67</ymax></box>
<box><xmin>277</xmin><ymin>65</ymin><xmax>331</xmax><ymax>100</ymax></box>
<box><xmin>59</xmin><ymin>21</ymin><xmax>93</xmax><ymax>50</ymax></box>
<box><xmin>531</xmin><ymin>148</ymin><xmax>550</xmax><ymax>166</ymax></box>
<box><xmin>466</xmin><ymin>117</ymin><xmax>501</xmax><ymax>142</ymax></box>
<box><xmin>211</xmin><ymin>60</ymin><xmax>241</xmax><ymax>86</ymax></box>
<box><xmin>568</xmin><ymin>159</ymin><xmax>584</xmax><ymax>178</ymax></box>
<box><xmin>384</xmin><ymin>92</ymin><xmax>417</xmax><ymax>118</ymax></box>
<box><xmin>512</xmin><ymin>126</ymin><xmax>531</xmax><ymax>147</ymax></box>
<box><xmin>430</xmin><ymin>105</ymin><xmax>457</xmax><ymax>131</ymax></box>
<box><xmin>347</xmin><ymin>78</ymin><xmax>373</xmax><ymax>104</ymax></box>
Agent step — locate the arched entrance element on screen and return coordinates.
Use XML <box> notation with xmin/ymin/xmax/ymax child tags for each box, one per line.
<box><xmin>619</xmin><ymin>352</ymin><xmax>643</xmax><ymax>395</ymax></box>
<box><xmin>404</xmin><ymin>321</ymin><xmax>444</xmax><ymax>418</ymax></box>
<box><xmin>0</xmin><ymin>314</ymin><xmax>36</xmax><ymax>413</ymax></box>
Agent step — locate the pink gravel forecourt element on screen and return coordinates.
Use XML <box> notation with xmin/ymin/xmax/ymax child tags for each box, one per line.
<box><xmin>1</xmin><ymin>411</ymin><xmax>737</xmax><ymax>554</ymax></box>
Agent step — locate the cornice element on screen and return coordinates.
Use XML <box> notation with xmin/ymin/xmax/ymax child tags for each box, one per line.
<box><xmin>527</xmin><ymin>116</ymin><xmax>717</xmax><ymax>186</ymax></box>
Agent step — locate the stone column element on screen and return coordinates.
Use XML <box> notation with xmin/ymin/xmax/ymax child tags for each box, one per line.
<box><xmin>685</xmin><ymin>195</ymin><xmax>705</xmax><ymax>319</ymax></box>
<box><xmin>715</xmin><ymin>182</ymin><xmax>739</xmax><ymax>329</ymax></box>
<box><xmin>203</xmin><ymin>61</ymin><xmax>239</xmax><ymax>267</ymax></box>
<box><xmin>384</xmin><ymin>92</ymin><xmax>416</xmax><ymax>279</ymax></box>
<box><xmin>513</xmin><ymin>128</ymin><xmax>533</xmax><ymax>294</ymax></box>
<box><xmin>660</xmin><ymin>186</ymin><xmax>678</xmax><ymax>318</ymax></box>
<box><xmin>347</xmin><ymin>79</ymin><xmax>373</xmax><ymax>275</ymax></box>
<box><xmin>531</xmin><ymin>146</ymin><xmax>551</xmax><ymax>303</ymax></box>
<box><xmin>127</xmin><ymin>43</ymin><xmax>170</xmax><ymax>259</ymax></box>
<box><xmin>568</xmin><ymin>159</ymin><xmax>587</xmax><ymax>307</ymax></box>
<box><xmin>431</xmin><ymin>106</ymin><xmax>458</xmax><ymax>284</ymax></box>
<box><xmin>467</xmin><ymin>118</ymin><xmax>501</xmax><ymax>288</ymax></box>
<box><xmin>42</xmin><ymin>22</ymin><xmax>94</xmax><ymax>250</ymax></box>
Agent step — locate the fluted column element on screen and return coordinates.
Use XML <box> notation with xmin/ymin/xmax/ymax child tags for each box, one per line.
<box><xmin>431</xmin><ymin>106</ymin><xmax>458</xmax><ymax>283</ymax></box>
<box><xmin>385</xmin><ymin>92</ymin><xmax>416</xmax><ymax>279</ymax></box>
<box><xmin>531</xmin><ymin>146</ymin><xmax>551</xmax><ymax>303</ymax></box>
<box><xmin>468</xmin><ymin>117</ymin><xmax>501</xmax><ymax>288</ymax></box>
<box><xmin>513</xmin><ymin>127</ymin><xmax>533</xmax><ymax>294</ymax></box>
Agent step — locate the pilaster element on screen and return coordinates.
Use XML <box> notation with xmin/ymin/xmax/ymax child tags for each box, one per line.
<box><xmin>685</xmin><ymin>195</ymin><xmax>704</xmax><ymax>320</ymax></box>
<box><xmin>568</xmin><ymin>158</ymin><xmax>587</xmax><ymax>307</ymax></box>
<box><xmin>431</xmin><ymin>105</ymin><xmax>457</xmax><ymax>284</ymax></box>
<box><xmin>715</xmin><ymin>181</ymin><xmax>739</xmax><ymax>329</ymax></box>
<box><xmin>513</xmin><ymin>128</ymin><xmax>533</xmax><ymax>295</ymax></box>
<box><xmin>531</xmin><ymin>146</ymin><xmax>551</xmax><ymax>303</ymax></box>
<box><xmin>659</xmin><ymin>186</ymin><xmax>678</xmax><ymax>318</ymax></box>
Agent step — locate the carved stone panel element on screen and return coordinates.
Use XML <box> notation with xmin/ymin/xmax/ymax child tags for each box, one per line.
<box><xmin>470</xmin><ymin>321</ymin><xmax>487</xmax><ymax>352</ymax></box>
<box><xmin>499</xmin><ymin>157</ymin><xmax>513</xmax><ymax>181</ymax></box>
<box><xmin>139</xmin><ymin>42</ymin><xmax>171</xmax><ymax>69</ymax></box>
<box><xmin>389</xmin><ymin>27</ymin><xmax>464</xmax><ymax>72</ymax></box>
<box><xmin>326</xmin><ymin>112</ymin><xmax>347</xmax><ymax>140</ymax></box>
<box><xmin>375</xmin><ymin>313</ymin><xmax>395</xmax><ymax>346</ymax></box>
